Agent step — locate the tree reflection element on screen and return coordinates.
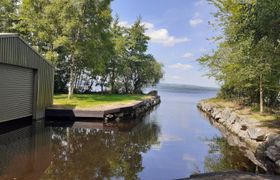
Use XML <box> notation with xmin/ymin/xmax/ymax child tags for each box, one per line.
<box><xmin>204</xmin><ymin>136</ymin><xmax>256</xmax><ymax>173</ymax></box>
<box><xmin>41</xmin><ymin>120</ymin><xmax>160</xmax><ymax>180</ymax></box>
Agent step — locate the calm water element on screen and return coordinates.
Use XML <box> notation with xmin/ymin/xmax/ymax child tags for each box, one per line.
<box><xmin>0</xmin><ymin>84</ymin><xmax>256</xmax><ymax>179</ymax></box>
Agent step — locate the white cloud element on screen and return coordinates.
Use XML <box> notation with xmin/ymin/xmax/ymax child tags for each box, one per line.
<box><xmin>146</xmin><ymin>28</ymin><xmax>190</xmax><ymax>46</ymax></box>
<box><xmin>169</xmin><ymin>63</ymin><xmax>193</xmax><ymax>71</ymax></box>
<box><xmin>195</xmin><ymin>0</ymin><xmax>206</xmax><ymax>6</ymax></box>
<box><xmin>141</xmin><ymin>22</ymin><xmax>154</xmax><ymax>29</ymax></box>
<box><xmin>183</xmin><ymin>52</ymin><xmax>194</xmax><ymax>58</ymax></box>
<box><xmin>143</xmin><ymin>21</ymin><xmax>190</xmax><ymax>46</ymax></box>
<box><xmin>189</xmin><ymin>12</ymin><xmax>204</xmax><ymax>27</ymax></box>
<box><xmin>119</xmin><ymin>20</ymin><xmax>191</xmax><ymax>47</ymax></box>
<box><xmin>118</xmin><ymin>21</ymin><xmax>130</xmax><ymax>28</ymax></box>
<box><xmin>120</xmin><ymin>21</ymin><xmax>155</xmax><ymax>29</ymax></box>
<box><xmin>189</xmin><ymin>18</ymin><xmax>203</xmax><ymax>27</ymax></box>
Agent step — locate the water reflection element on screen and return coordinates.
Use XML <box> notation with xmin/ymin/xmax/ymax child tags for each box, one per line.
<box><xmin>0</xmin><ymin>115</ymin><xmax>160</xmax><ymax>180</ymax></box>
<box><xmin>0</xmin><ymin>120</ymin><xmax>51</xmax><ymax>179</ymax></box>
<box><xmin>41</xmin><ymin>118</ymin><xmax>160</xmax><ymax>179</ymax></box>
<box><xmin>203</xmin><ymin>136</ymin><xmax>256</xmax><ymax>173</ymax></box>
<box><xmin>0</xmin><ymin>85</ymin><xmax>262</xmax><ymax>179</ymax></box>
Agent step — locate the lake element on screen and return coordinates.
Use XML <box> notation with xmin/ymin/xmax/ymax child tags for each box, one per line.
<box><xmin>0</xmin><ymin>84</ymin><xmax>256</xmax><ymax>179</ymax></box>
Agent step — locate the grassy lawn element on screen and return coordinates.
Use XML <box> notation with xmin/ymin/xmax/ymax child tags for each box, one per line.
<box><xmin>53</xmin><ymin>94</ymin><xmax>151</xmax><ymax>109</ymax></box>
<box><xmin>204</xmin><ymin>98</ymin><xmax>279</xmax><ymax>122</ymax></box>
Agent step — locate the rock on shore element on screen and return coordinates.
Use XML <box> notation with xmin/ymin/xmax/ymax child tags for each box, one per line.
<box><xmin>198</xmin><ymin>100</ymin><xmax>280</xmax><ymax>174</ymax></box>
<box><xmin>184</xmin><ymin>171</ymin><xmax>279</xmax><ymax>180</ymax></box>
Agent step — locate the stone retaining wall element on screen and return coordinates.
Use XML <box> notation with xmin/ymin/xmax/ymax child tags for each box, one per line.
<box><xmin>198</xmin><ymin>101</ymin><xmax>280</xmax><ymax>174</ymax></box>
<box><xmin>105</xmin><ymin>95</ymin><xmax>161</xmax><ymax>122</ymax></box>
<box><xmin>46</xmin><ymin>95</ymin><xmax>161</xmax><ymax>121</ymax></box>
<box><xmin>186</xmin><ymin>171</ymin><xmax>279</xmax><ymax>179</ymax></box>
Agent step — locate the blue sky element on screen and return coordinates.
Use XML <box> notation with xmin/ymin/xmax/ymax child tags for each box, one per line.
<box><xmin>111</xmin><ymin>0</ymin><xmax>219</xmax><ymax>88</ymax></box>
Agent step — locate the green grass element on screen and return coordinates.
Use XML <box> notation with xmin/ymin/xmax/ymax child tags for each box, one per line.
<box><xmin>53</xmin><ymin>94</ymin><xmax>150</xmax><ymax>109</ymax></box>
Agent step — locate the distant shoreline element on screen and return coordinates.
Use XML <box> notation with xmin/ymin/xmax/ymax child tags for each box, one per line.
<box><xmin>157</xmin><ymin>83</ymin><xmax>219</xmax><ymax>90</ymax></box>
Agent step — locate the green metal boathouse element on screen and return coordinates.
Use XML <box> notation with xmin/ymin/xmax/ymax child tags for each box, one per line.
<box><xmin>0</xmin><ymin>33</ymin><xmax>54</xmax><ymax>122</ymax></box>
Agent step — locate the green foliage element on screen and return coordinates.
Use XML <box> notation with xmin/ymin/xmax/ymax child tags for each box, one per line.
<box><xmin>103</xmin><ymin>17</ymin><xmax>163</xmax><ymax>94</ymax></box>
<box><xmin>0</xmin><ymin>0</ymin><xmax>19</xmax><ymax>32</ymax></box>
<box><xmin>1</xmin><ymin>1</ymin><xmax>163</xmax><ymax>96</ymax></box>
<box><xmin>199</xmin><ymin>0</ymin><xmax>280</xmax><ymax>110</ymax></box>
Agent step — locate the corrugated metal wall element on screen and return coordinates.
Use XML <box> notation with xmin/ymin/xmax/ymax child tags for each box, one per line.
<box><xmin>0</xmin><ymin>64</ymin><xmax>33</xmax><ymax>122</ymax></box>
<box><xmin>0</xmin><ymin>34</ymin><xmax>54</xmax><ymax>120</ymax></box>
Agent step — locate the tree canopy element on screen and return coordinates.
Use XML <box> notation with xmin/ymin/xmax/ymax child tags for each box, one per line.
<box><xmin>199</xmin><ymin>0</ymin><xmax>280</xmax><ymax>112</ymax></box>
<box><xmin>0</xmin><ymin>0</ymin><xmax>163</xmax><ymax>97</ymax></box>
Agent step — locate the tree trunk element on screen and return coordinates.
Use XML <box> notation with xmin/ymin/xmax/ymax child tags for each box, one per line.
<box><xmin>260</xmin><ymin>75</ymin><xmax>264</xmax><ymax>113</ymax></box>
<box><xmin>124</xmin><ymin>78</ymin><xmax>130</xmax><ymax>94</ymax></box>
<box><xmin>68</xmin><ymin>58</ymin><xmax>77</xmax><ymax>99</ymax></box>
<box><xmin>68</xmin><ymin>67</ymin><xmax>75</xmax><ymax>99</ymax></box>
<box><xmin>87</xmin><ymin>80</ymin><xmax>94</xmax><ymax>92</ymax></box>
<box><xmin>111</xmin><ymin>70</ymin><xmax>116</xmax><ymax>93</ymax></box>
<box><xmin>100</xmin><ymin>84</ymin><xmax>104</xmax><ymax>93</ymax></box>
<box><xmin>74</xmin><ymin>72</ymin><xmax>80</xmax><ymax>90</ymax></box>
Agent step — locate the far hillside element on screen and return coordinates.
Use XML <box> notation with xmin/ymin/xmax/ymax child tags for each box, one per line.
<box><xmin>146</xmin><ymin>83</ymin><xmax>219</xmax><ymax>94</ymax></box>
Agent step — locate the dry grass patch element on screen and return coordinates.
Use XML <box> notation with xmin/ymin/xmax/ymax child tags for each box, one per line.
<box><xmin>204</xmin><ymin>98</ymin><xmax>279</xmax><ymax>122</ymax></box>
